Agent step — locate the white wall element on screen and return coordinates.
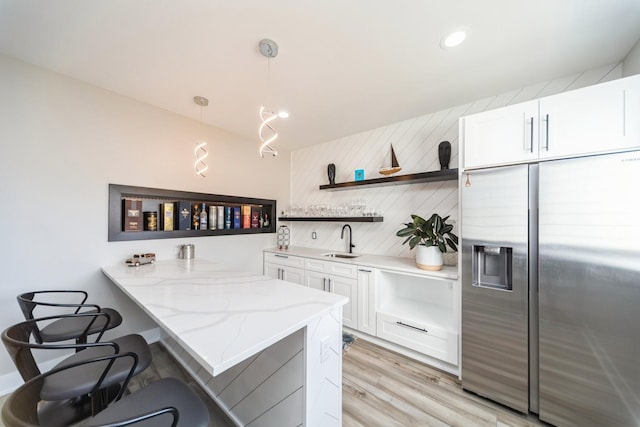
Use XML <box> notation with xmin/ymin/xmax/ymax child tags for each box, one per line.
<box><xmin>289</xmin><ymin>62</ymin><xmax>622</xmax><ymax>261</ymax></box>
<box><xmin>0</xmin><ymin>55</ymin><xmax>290</xmax><ymax>377</ymax></box>
<box><xmin>623</xmin><ymin>37</ymin><xmax>640</xmax><ymax>76</ymax></box>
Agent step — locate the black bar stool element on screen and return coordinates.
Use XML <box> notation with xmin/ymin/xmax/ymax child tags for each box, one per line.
<box><xmin>17</xmin><ymin>290</ymin><xmax>123</xmax><ymax>345</ymax></box>
<box><xmin>1</xmin><ymin>353</ymin><xmax>210</xmax><ymax>427</ymax></box>
<box><xmin>2</xmin><ymin>313</ymin><xmax>152</xmax><ymax>420</ymax></box>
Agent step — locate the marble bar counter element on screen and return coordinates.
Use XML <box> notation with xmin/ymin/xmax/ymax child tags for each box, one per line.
<box><xmin>102</xmin><ymin>258</ymin><xmax>347</xmax><ymax>427</ymax></box>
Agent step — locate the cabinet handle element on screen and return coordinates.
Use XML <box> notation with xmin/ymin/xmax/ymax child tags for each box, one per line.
<box><xmin>358</xmin><ymin>269</ymin><xmax>372</xmax><ymax>273</ymax></box>
<box><xmin>322</xmin><ymin>277</ymin><xmax>326</xmax><ymax>292</ymax></box>
<box><xmin>275</xmin><ymin>254</ymin><xmax>288</xmax><ymax>258</ymax></box>
<box><xmin>328</xmin><ymin>278</ymin><xmax>333</xmax><ymax>293</ymax></box>
<box><xmin>543</xmin><ymin>114</ymin><xmax>550</xmax><ymax>151</ymax></box>
<box><xmin>396</xmin><ymin>321</ymin><xmax>428</xmax><ymax>334</ymax></box>
<box><xmin>528</xmin><ymin>117</ymin><xmax>534</xmax><ymax>153</ymax></box>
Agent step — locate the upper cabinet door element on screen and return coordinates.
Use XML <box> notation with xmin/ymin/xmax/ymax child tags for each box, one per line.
<box><xmin>463</xmin><ymin>100</ymin><xmax>539</xmax><ymax>169</ymax></box>
<box><xmin>461</xmin><ymin>75</ymin><xmax>640</xmax><ymax>170</ymax></box>
<box><xmin>539</xmin><ymin>75</ymin><xmax>640</xmax><ymax>160</ymax></box>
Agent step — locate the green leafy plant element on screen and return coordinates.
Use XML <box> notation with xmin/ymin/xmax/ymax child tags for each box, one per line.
<box><xmin>396</xmin><ymin>213</ymin><xmax>458</xmax><ymax>253</ymax></box>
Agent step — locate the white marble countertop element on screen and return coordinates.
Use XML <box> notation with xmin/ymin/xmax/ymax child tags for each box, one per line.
<box><xmin>102</xmin><ymin>259</ymin><xmax>347</xmax><ymax>376</ymax></box>
<box><xmin>264</xmin><ymin>246</ymin><xmax>459</xmax><ymax>280</ymax></box>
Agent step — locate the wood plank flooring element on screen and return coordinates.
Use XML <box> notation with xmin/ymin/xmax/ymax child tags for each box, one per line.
<box><xmin>342</xmin><ymin>339</ymin><xmax>546</xmax><ymax>427</ymax></box>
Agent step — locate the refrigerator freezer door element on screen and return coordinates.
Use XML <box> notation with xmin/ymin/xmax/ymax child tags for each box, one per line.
<box><xmin>461</xmin><ymin>165</ymin><xmax>530</xmax><ymax>413</ymax></box>
<box><xmin>539</xmin><ymin>151</ymin><xmax>640</xmax><ymax>426</ymax></box>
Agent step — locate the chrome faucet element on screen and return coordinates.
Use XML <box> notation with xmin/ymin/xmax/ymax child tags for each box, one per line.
<box><xmin>341</xmin><ymin>224</ymin><xmax>355</xmax><ymax>254</ymax></box>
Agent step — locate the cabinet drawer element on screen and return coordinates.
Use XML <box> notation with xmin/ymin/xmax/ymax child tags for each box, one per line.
<box><xmin>376</xmin><ymin>312</ymin><xmax>458</xmax><ymax>365</ymax></box>
<box><xmin>264</xmin><ymin>252</ymin><xmax>305</xmax><ymax>269</ymax></box>
<box><xmin>304</xmin><ymin>258</ymin><xmax>357</xmax><ymax>278</ymax></box>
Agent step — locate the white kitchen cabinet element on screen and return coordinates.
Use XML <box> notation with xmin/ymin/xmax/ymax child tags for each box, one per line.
<box><xmin>263</xmin><ymin>249</ymin><xmax>460</xmax><ymax>372</ymax></box>
<box><xmin>304</xmin><ymin>259</ymin><xmax>358</xmax><ymax>329</ymax></box>
<box><xmin>356</xmin><ymin>267</ymin><xmax>377</xmax><ymax>336</ymax></box>
<box><xmin>463</xmin><ymin>74</ymin><xmax>640</xmax><ymax>169</ymax></box>
<box><xmin>263</xmin><ymin>253</ymin><xmax>305</xmax><ymax>285</ymax></box>
<box><xmin>376</xmin><ymin>270</ymin><xmax>458</xmax><ymax>365</ymax></box>
<box><xmin>538</xmin><ymin>76</ymin><xmax>640</xmax><ymax>160</ymax></box>
<box><xmin>264</xmin><ymin>262</ymin><xmax>305</xmax><ymax>285</ymax></box>
<box><xmin>463</xmin><ymin>100</ymin><xmax>539</xmax><ymax>169</ymax></box>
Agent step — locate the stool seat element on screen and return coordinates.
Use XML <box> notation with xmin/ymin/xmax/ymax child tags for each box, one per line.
<box><xmin>17</xmin><ymin>290</ymin><xmax>123</xmax><ymax>345</ymax></box>
<box><xmin>39</xmin><ymin>308</ymin><xmax>122</xmax><ymax>342</ymax></box>
<box><xmin>77</xmin><ymin>377</ymin><xmax>210</xmax><ymax>427</ymax></box>
<box><xmin>42</xmin><ymin>333</ymin><xmax>151</xmax><ymax>400</ymax></box>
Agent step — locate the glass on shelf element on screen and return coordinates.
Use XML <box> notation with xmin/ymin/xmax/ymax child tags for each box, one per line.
<box><xmin>280</xmin><ymin>201</ymin><xmax>380</xmax><ymax>218</ymax></box>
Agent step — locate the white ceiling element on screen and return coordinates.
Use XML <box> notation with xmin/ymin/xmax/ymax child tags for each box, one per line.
<box><xmin>1</xmin><ymin>0</ymin><xmax>640</xmax><ymax>151</ymax></box>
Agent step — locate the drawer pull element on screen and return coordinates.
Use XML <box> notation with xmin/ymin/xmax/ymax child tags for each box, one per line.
<box><xmin>358</xmin><ymin>269</ymin><xmax>372</xmax><ymax>273</ymax></box>
<box><xmin>274</xmin><ymin>254</ymin><xmax>288</xmax><ymax>258</ymax></box>
<box><xmin>396</xmin><ymin>321</ymin><xmax>428</xmax><ymax>334</ymax></box>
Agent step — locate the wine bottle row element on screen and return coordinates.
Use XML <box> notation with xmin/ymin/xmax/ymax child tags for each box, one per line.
<box><xmin>123</xmin><ymin>199</ymin><xmax>271</xmax><ymax>232</ymax></box>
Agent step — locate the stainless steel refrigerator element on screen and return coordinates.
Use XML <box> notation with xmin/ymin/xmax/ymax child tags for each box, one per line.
<box><xmin>461</xmin><ymin>151</ymin><xmax>640</xmax><ymax>426</ymax></box>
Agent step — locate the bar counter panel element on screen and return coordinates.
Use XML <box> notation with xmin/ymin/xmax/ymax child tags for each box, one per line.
<box><xmin>102</xmin><ymin>259</ymin><xmax>346</xmax><ymax>426</ymax></box>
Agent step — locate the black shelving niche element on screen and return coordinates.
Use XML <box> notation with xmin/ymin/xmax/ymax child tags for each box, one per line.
<box><xmin>109</xmin><ymin>184</ymin><xmax>276</xmax><ymax>241</ymax></box>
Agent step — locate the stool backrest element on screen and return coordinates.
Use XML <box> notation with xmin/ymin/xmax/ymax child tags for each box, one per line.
<box><xmin>2</xmin><ymin>320</ymin><xmax>42</xmax><ymax>382</ymax></box>
<box><xmin>1</xmin><ymin>313</ymin><xmax>109</xmax><ymax>382</ymax></box>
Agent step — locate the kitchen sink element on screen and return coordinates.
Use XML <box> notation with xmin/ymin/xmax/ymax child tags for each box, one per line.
<box><xmin>322</xmin><ymin>252</ymin><xmax>361</xmax><ymax>259</ymax></box>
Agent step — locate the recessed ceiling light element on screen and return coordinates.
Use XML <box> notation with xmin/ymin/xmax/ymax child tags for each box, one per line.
<box><xmin>441</xmin><ymin>30</ymin><xmax>467</xmax><ymax>49</ymax></box>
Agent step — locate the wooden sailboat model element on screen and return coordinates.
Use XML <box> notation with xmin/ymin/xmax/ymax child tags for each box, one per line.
<box><xmin>379</xmin><ymin>144</ymin><xmax>402</xmax><ymax>176</ymax></box>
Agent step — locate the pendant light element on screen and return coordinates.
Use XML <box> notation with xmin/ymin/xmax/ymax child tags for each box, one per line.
<box><xmin>193</xmin><ymin>96</ymin><xmax>209</xmax><ymax>177</ymax></box>
<box><xmin>258</xmin><ymin>39</ymin><xmax>288</xmax><ymax>157</ymax></box>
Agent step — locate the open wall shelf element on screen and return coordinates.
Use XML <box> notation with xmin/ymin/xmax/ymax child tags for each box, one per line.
<box><xmin>108</xmin><ymin>184</ymin><xmax>276</xmax><ymax>241</ymax></box>
<box><xmin>277</xmin><ymin>216</ymin><xmax>383</xmax><ymax>222</ymax></box>
<box><xmin>319</xmin><ymin>169</ymin><xmax>458</xmax><ymax>191</ymax></box>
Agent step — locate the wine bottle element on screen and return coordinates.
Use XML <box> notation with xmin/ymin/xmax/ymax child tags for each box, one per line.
<box><xmin>199</xmin><ymin>203</ymin><xmax>208</xmax><ymax>230</ymax></box>
<box><xmin>209</xmin><ymin>206</ymin><xmax>217</xmax><ymax>230</ymax></box>
<box><xmin>192</xmin><ymin>204</ymin><xmax>200</xmax><ymax>230</ymax></box>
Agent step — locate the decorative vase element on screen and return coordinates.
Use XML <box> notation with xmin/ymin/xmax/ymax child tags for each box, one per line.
<box><xmin>438</xmin><ymin>141</ymin><xmax>451</xmax><ymax>170</ymax></box>
<box><xmin>416</xmin><ymin>245</ymin><xmax>443</xmax><ymax>271</ymax></box>
<box><xmin>328</xmin><ymin>163</ymin><xmax>336</xmax><ymax>185</ymax></box>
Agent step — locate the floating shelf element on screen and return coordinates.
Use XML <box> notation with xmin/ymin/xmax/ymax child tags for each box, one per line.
<box><xmin>277</xmin><ymin>216</ymin><xmax>383</xmax><ymax>223</ymax></box>
<box><xmin>319</xmin><ymin>168</ymin><xmax>458</xmax><ymax>191</ymax></box>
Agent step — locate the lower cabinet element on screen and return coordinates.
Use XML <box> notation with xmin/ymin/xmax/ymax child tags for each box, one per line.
<box><xmin>264</xmin><ymin>250</ymin><xmax>459</xmax><ymax>369</ymax></box>
<box><xmin>356</xmin><ymin>268</ymin><xmax>376</xmax><ymax>336</ymax></box>
<box><xmin>264</xmin><ymin>262</ymin><xmax>305</xmax><ymax>285</ymax></box>
<box><xmin>263</xmin><ymin>253</ymin><xmax>305</xmax><ymax>285</ymax></box>
<box><xmin>376</xmin><ymin>270</ymin><xmax>459</xmax><ymax>365</ymax></box>
<box><xmin>377</xmin><ymin>313</ymin><xmax>457</xmax><ymax>365</ymax></box>
<box><xmin>304</xmin><ymin>260</ymin><xmax>358</xmax><ymax>329</ymax></box>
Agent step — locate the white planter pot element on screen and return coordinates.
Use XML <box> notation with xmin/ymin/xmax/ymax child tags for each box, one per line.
<box><xmin>416</xmin><ymin>245</ymin><xmax>443</xmax><ymax>271</ymax></box>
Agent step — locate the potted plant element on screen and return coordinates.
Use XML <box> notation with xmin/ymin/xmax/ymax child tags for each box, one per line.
<box><xmin>396</xmin><ymin>213</ymin><xmax>458</xmax><ymax>271</ymax></box>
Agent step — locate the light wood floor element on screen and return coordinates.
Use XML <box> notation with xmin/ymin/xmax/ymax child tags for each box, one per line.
<box><xmin>342</xmin><ymin>339</ymin><xmax>545</xmax><ymax>427</ymax></box>
<box><xmin>0</xmin><ymin>339</ymin><xmax>547</xmax><ymax>427</ymax></box>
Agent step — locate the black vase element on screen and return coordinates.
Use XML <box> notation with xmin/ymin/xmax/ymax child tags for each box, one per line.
<box><xmin>328</xmin><ymin>163</ymin><xmax>336</xmax><ymax>185</ymax></box>
<box><xmin>438</xmin><ymin>141</ymin><xmax>451</xmax><ymax>170</ymax></box>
